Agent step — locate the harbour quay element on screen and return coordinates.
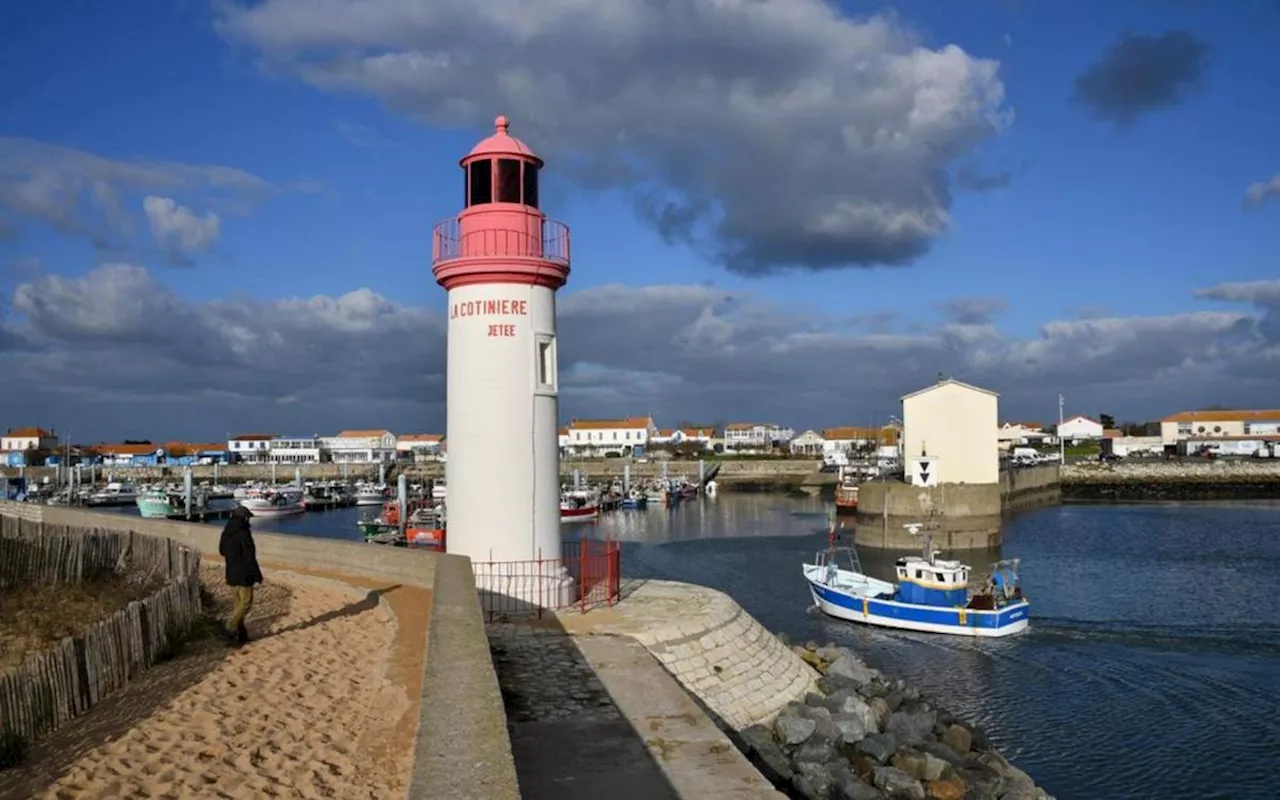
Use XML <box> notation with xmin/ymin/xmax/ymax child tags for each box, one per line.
<box><xmin>1061</xmin><ymin>459</ymin><xmax>1280</xmax><ymax>501</ymax></box>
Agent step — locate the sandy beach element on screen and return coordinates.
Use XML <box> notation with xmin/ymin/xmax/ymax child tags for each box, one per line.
<box><xmin>3</xmin><ymin>565</ymin><xmax>416</xmax><ymax>800</ymax></box>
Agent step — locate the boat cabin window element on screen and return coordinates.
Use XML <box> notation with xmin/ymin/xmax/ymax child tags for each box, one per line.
<box><xmin>915</xmin><ymin>569</ymin><xmax>924</xmax><ymax>579</ymax></box>
<box><xmin>935</xmin><ymin>572</ymin><xmax>946</xmax><ymax>583</ymax></box>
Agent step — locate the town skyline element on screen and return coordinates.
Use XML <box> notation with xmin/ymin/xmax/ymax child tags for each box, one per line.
<box><xmin>1</xmin><ymin>1</ymin><xmax>1277</xmax><ymax>439</ymax></box>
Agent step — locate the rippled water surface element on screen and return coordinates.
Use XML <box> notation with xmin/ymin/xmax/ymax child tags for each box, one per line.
<box><xmin>117</xmin><ymin>495</ymin><xmax>1280</xmax><ymax>798</ymax></box>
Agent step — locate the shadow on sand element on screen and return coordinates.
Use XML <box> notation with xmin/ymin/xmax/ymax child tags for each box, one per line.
<box><xmin>0</xmin><ymin>579</ymin><xmax>296</xmax><ymax>799</ymax></box>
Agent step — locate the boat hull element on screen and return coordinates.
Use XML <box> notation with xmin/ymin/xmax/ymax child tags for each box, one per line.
<box><xmin>560</xmin><ymin>506</ymin><xmax>599</xmax><ymax>523</ymax></box>
<box><xmin>806</xmin><ymin>577</ymin><xmax>1030</xmax><ymax>638</ymax></box>
<box><xmin>136</xmin><ymin>498</ymin><xmax>174</xmax><ymax>519</ymax></box>
<box><xmin>239</xmin><ymin>500</ymin><xmax>305</xmax><ymax>517</ymax></box>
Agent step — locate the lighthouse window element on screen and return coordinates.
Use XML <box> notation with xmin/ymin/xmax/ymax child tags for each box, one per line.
<box><xmin>497</xmin><ymin>159</ymin><xmax>522</xmax><ymax>203</ymax></box>
<box><xmin>523</xmin><ymin>162</ymin><xmax>540</xmax><ymax>208</ymax></box>
<box><xmin>468</xmin><ymin>160</ymin><xmax>492</xmax><ymax>206</ymax></box>
<box><xmin>535</xmin><ymin>333</ymin><xmax>557</xmax><ymax>393</ymax></box>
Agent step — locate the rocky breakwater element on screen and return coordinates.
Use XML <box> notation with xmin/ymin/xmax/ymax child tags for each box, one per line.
<box><xmin>1062</xmin><ymin>459</ymin><xmax>1280</xmax><ymax>501</ymax></box>
<box><xmin>739</xmin><ymin>643</ymin><xmax>1053</xmax><ymax>800</ymax></box>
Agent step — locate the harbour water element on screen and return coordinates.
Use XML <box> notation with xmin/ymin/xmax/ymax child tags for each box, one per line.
<box><xmin>106</xmin><ymin>495</ymin><xmax>1279</xmax><ymax>799</ymax></box>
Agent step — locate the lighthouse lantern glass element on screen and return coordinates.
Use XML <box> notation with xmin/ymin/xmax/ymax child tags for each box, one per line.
<box><xmin>497</xmin><ymin>159</ymin><xmax>521</xmax><ymax>203</ymax></box>
<box><xmin>467</xmin><ymin>160</ymin><xmax>492</xmax><ymax>207</ymax></box>
<box><xmin>522</xmin><ymin>162</ymin><xmax>539</xmax><ymax>208</ymax></box>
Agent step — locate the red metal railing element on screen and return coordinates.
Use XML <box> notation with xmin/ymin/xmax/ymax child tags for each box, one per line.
<box><xmin>432</xmin><ymin>217</ymin><xmax>570</xmax><ymax>266</ymax></box>
<box><xmin>474</xmin><ymin>537</ymin><xmax>621</xmax><ymax>621</ymax></box>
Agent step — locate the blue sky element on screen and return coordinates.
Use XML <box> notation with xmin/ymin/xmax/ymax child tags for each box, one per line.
<box><xmin>1</xmin><ymin>0</ymin><xmax>1278</xmax><ymax>440</ymax></box>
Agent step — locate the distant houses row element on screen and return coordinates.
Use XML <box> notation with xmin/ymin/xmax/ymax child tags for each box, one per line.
<box><xmin>4</xmin><ymin>407</ymin><xmax>1279</xmax><ymax>468</ymax></box>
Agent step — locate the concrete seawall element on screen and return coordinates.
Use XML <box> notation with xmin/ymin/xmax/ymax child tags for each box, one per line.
<box><xmin>3</xmin><ymin>458</ymin><xmax>821</xmax><ymax>489</ymax></box>
<box><xmin>561</xmin><ymin>581</ymin><xmax>816</xmax><ymax>731</ymax></box>
<box><xmin>854</xmin><ymin>464</ymin><xmax>1061</xmax><ymax>550</ymax></box>
<box><xmin>1062</xmin><ymin>460</ymin><xmax>1280</xmax><ymax>500</ymax></box>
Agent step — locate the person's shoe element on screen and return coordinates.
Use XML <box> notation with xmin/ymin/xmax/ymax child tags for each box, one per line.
<box><xmin>237</xmin><ymin>622</ymin><xmax>250</xmax><ymax>645</ymax></box>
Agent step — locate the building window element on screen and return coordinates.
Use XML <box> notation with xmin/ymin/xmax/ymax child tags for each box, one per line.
<box><xmin>535</xmin><ymin>334</ymin><xmax>557</xmax><ymax>393</ymax></box>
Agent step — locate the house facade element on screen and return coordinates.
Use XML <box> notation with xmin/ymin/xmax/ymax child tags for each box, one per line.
<box><xmin>723</xmin><ymin>423</ymin><xmax>794</xmax><ymax>450</ymax></box>
<box><xmin>228</xmin><ymin>434</ymin><xmax>275</xmax><ymax>464</ymax></box>
<box><xmin>1057</xmin><ymin>415</ymin><xmax>1104</xmax><ymax>440</ymax></box>
<box><xmin>789</xmin><ymin>429</ymin><xmax>826</xmax><ymax>456</ymax></box>
<box><xmin>397</xmin><ymin>434</ymin><xmax>445</xmax><ymax>462</ymax></box>
<box><xmin>901</xmin><ymin>378</ymin><xmax>999</xmax><ymax>485</ymax></box>
<box><xmin>563</xmin><ymin>417</ymin><xmax>656</xmax><ymax>456</ymax></box>
<box><xmin>322</xmin><ymin>429</ymin><xmax>398</xmax><ymax>463</ymax></box>
<box><xmin>651</xmin><ymin>427</ymin><xmax>715</xmax><ymax>450</ymax></box>
<box><xmin>821</xmin><ymin>426</ymin><xmax>898</xmax><ymax>455</ymax></box>
<box><xmin>1</xmin><ymin>426</ymin><xmax>59</xmax><ymax>452</ymax></box>
<box><xmin>267</xmin><ymin>436</ymin><xmax>324</xmax><ymax>464</ymax></box>
<box><xmin>1159</xmin><ymin>409</ymin><xmax>1280</xmax><ymax>446</ymax></box>
<box><xmin>997</xmin><ymin>422</ymin><xmax>1050</xmax><ymax>448</ymax></box>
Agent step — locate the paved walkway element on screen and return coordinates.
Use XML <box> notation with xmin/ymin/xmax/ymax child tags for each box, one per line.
<box><xmin>487</xmin><ymin>621</ymin><xmax>679</xmax><ymax>799</ymax></box>
<box><xmin>487</xmin><ymin>618</ymin><xmax>784</xmax><ymax>800</ymax></box>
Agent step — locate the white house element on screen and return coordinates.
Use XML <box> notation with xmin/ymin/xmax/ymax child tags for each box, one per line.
<box><xmin>1</xmin><ymin>426</ymin><xmax>59</xmax><ymax>452</ymax></box>
<box><xmin>397</xmin><ymin>434</ymin><xmax>445</xmax><ymax>462</ymax></box>
<box><xmin>267</xmin><ymin>436</ymin><xmax>324</xmax><ymax>464</ymax></box>
<box><xmin>1160</xmin><ymin>409</ymin><xmax>1280</xmax><ymax>446</ymax></box>
<box><xmin>651</xmin><ymin>427</ymin><xmax>715</xmax><ymax>450</ymax></box>
<box><xmin>1057</xmin><ymin>415</ymin><xmax>1104</xmax><ymax>441</ymax></box>
<box><xmin>228</xmin><ymin>433</ymin><xmax>275</xmax><ymax>464</ymax></box>
<box><xmin>902</xmin><ymin>378</ymin><xmax>999</xmax><ymax>485</ymax></box>
<box><xmin>563</xmin><ymin>417</ymin><xmax>656</xmax><ymax>456</ymax></box>
<box><xmin>790</xmin><ymin>429</ymin><xmax>826</xmax><ymax>456</ymax></box>
<box><xmin>821</xmin><ymin>426</ymin><xmax>898</xmax><ymax>456</ymax></box>
<box><xmin>997</xmin><ymin>422</ymin><xmax>1051</xmax><ymax>449</ymax></box>
<box><xmin>723</xmin><ymin>423</ymin><xmax>794</xmax><ymax>450</ymax></box>
<box><xmin>322</xmin><ymin>429</ymin><xmax>398</xmax><ymax>463</ymax></box>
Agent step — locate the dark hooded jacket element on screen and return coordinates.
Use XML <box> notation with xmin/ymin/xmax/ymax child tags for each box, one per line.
<box><xmin>219</xmin><ymin>508</ymin><xmax>264</xmax><ymax>587</ymax></box>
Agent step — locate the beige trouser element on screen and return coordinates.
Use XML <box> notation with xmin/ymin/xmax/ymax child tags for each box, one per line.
<box><xmin>228</xmin><ymin>586</ymin><xmax>254</xmax><ymax>631</ymax></box>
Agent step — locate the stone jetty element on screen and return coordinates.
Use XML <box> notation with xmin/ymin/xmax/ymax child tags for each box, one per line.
<box><xmin>739</xmin><ymin>641</ymin><xmax>1054</xmax><ymax>800</ymax></box>
<box><xmin>1062</xmin><ymin>460</ymin><xmax>1280</xmax><ymax>501</ymax></box>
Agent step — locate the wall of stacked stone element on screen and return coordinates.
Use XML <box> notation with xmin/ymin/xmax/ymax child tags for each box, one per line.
<box><xmin>1062</xmin><ymin>460</ymin><xmax>1280</xmax><ymax>500</ymax></box>
<box><xmin>617</xmin><ymin>582</ymin><xmax>816</xmax><ymax>730</ymax></box>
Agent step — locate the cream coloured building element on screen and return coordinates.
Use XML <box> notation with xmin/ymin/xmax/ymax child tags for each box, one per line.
<box><xmin>1160</xmin><ymin>409</ymin><xmax>1280</xmax><ymax>446</ymax></box>
<box><xmin>901</xmin><ymin>378</ymin><xmax>999</xmax><ymax>485</ymax></box>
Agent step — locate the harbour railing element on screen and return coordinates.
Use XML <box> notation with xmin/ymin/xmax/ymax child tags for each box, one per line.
<box><xmin>431</xmin><ymin>216</ymin><xmax>571</xmax><ymax>266</ymax></box>
<box><xmin>474</xmin><ymin>537</ymin><xmax>621</xmax><ymax>621</ymax></box>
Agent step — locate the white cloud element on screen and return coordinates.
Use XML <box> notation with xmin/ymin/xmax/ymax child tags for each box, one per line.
<box><xmin>1242</xmin><ymin>173</ymin><xmax>1280</xmax><ymax>210</ymax></box>
<box><xmin>143</xmin><ymin>196</ymin><xmax>221</xmax><ymax>264</ymax></box>
<box><xmin>0</xmin><ymin>137</ymin><xmax>316</xmax><ymax>254</ymax></box>
<box><xmin>215</xmin><ymin>0</ymin><xmax>1011</xmax><ymax>274</ymax></box>
<box><xmin>2</xmin><ymin>266</ymin><xmax>1277</xmax><ymax>439</ymax></box>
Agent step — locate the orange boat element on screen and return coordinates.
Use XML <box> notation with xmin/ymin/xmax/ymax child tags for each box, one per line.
<box><xmin>405</xmin><ymin>506</ymin><xmax>447</xmax><ymax>551</ymax></box>
<box><xmin>834</xmin><ymin>466</ymin><xmax>859</xmax><ymax>513</ymax></box>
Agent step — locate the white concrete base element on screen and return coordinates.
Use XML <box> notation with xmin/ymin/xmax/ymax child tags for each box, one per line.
<box><xmin>473</xmin><ymin>562</ymin><xmax>576</xmax><ymax>610</ymax></box>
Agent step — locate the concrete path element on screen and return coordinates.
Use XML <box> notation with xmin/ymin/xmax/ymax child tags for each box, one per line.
<box><xmin>487</xmin><ymin>621</ymin><xmax>680</xmax><ymax>800</ymax></box>
<box><xmin>573</xmin><ymin>635</ymin><xmax>786</xmax><ymax>800</ymax></box>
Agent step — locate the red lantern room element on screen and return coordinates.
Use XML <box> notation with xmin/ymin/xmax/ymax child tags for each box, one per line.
<box><xmin>431</xmin><ymin>116</ymin><xmax>571</xmax><ymax>291</ymax></box>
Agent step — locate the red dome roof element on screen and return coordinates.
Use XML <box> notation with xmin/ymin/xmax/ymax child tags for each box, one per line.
<box><xmin>464</xmin><ymin>116</ymin><xmax>541</xmax><ymax>164</ymax></box>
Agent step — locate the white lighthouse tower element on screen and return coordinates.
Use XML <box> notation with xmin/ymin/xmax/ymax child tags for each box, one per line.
<box><xmin>431</xmin><ymin>116</ymin><xmax>572</xmax><ymax>600</ymax></box>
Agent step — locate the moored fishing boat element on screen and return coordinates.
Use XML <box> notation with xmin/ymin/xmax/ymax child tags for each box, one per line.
<box><xmin>354</xmin><ymin>483</ymin><xmax>388</xmax><ymax>506</ymax></box>
<box><xmin>87</xmin><ymin>481</ymin><xmax>139</xmax><ymax>507</ymax></box>
<box><xmin>136</xmin><ymin>487</ymin><xmax>211</xmax><ymax>518</ymax></box>
<box><xmin>834</xmin><ymin>465</ymin><xmax>859</xmax><ymax>512</ymax></box>
<box><xmin>405</xmin><ymin>504</ymin><xmax>446</xmax><ymax>550</ymax></box>
<box><xmin>802</xmin><ymin>522</ymin><xmax>1030</xmax><ymax>638</ymax></box>
<box><xmin>238</xmin><ymin>486</ymin><xmax>305</xmax><ymax>517</ymax></box>
<box><xmin>560</xmin><ymin>489</ymin><xmax>600</xmax><ymax>522</ymax></box>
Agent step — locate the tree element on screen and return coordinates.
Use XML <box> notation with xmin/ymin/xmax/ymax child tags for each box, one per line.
<box><xmin>1099</xmin><ymin>414</ymin><xmax>1116</xmax><ymax>429</ymax></box>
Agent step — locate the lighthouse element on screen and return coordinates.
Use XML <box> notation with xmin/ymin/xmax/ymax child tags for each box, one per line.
<box><xmin>432</xmin><ymin>116</ymin><xmax>572</xmax><ymax>600</ymax></box>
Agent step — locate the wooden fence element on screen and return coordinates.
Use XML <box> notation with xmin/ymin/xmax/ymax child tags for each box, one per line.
<box><xmin>0</xmin><ymin>519</ymin><xmax>202</xmax><ymax>747</ymax></box>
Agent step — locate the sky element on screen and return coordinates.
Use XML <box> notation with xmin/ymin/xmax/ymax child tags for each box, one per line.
<box><xmin>1</xmin><ymin>0</ymin><xmax>1278</xmax><ymax>443</ymax></box>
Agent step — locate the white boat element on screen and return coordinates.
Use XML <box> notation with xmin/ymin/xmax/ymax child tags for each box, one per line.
<box><xmin>239</xmin><ymin>486</ymin><xmax>305</xmax><ymax>517</ymax></box>
<box><xmin>431</xmin><ymin>481</ymin><xmax>447</xmax><ymax>502</ymax></box>
<box><xmin>560</xmin><ymin>489</ymin><xmax>600</xmax><ymax>522</ymax></box>
<box><xmin>87</xmin><ymin>481</ymin><xmax>138</xmax><ymax>506</ymax></box>
<box><xmin>802</xmin><ymin>523</ymin><xmax>1030</xmax><ymax>638</ymax></box>
<box><xmin>355</xmin><ymin>484</ymin><xmax>387</xmax><ymax>506</ymax></box>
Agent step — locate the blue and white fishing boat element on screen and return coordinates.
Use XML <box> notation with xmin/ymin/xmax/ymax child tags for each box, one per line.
<box><xmin>803</xmin><ymin>523</ymin><xmax>1030</xmax><ymax>638</ymax></box>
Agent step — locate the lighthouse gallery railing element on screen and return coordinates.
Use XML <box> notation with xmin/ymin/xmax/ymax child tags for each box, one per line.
<box><xmin>432</xmin><ymin>217</ymin><xmax>571</xmax><ymax>266</ymax></box>
<box><xmin>473</xmin><ymin>537</ymin><xmax>621</xmax><ymax>621</ymax></box>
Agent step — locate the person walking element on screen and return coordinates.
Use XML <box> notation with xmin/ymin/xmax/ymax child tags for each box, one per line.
<box><xmin>218</xmin><ymin>504</ymin><xmax>264</xmax><ymax>646</ymax></box>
